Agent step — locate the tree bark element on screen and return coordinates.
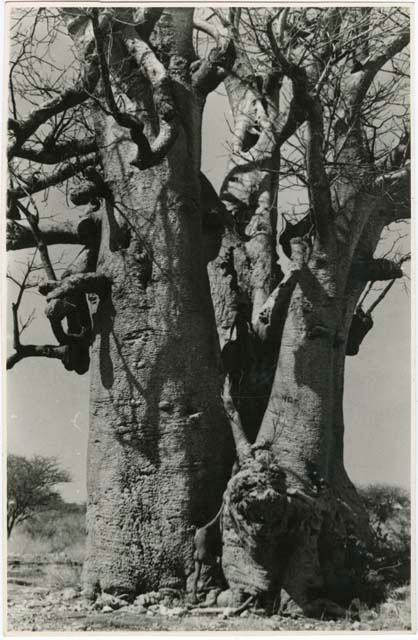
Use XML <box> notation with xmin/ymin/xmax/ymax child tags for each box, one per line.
<box><xmin>58</xmin><ymin>8</ymin><xmax>234</xmax><ymax>598</ymax></box>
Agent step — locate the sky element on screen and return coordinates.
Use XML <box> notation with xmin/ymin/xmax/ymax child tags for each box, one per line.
<box><xmin>5</xmin><ymin>16</ymin><xmax>412</xmax><ymax>503</ymax></box>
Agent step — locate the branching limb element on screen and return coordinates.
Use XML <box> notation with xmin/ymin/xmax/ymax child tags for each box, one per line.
<box><xmin>44</xmin><ymin>272</ymin><xmax>111</xmax><ymax>301</ymax></box>
<box><xmin>193</xmin><ymin>17</ymin><xmax>222</xmax><ymax>45</ymax></box>
<box><xmin>220</xmin><ymin>87</ymin><xmax>305</xmax><ymax>204</ymax></box>
<box><xmin>14</xmin><ymin>137</ymin><xmax>98</xmax><ymax>165</ymax></box>
<box><xmin>351</xmin><ymin>258</ymin><xmax>404</xmax><ymax>282</ymax></box>
<box><xmin>16</xmin><ymin>201</ymin><xmax>56</xmax><ymax>281</ymax></box>
<box><xmin>7</xmin><ymin>251</ymin><xmax>68</xmax><ymax>371</ymax></box>
<box><xmin>305</xmin><ymin>98</ymin><xmax>333</xmax><ymax>240</ymax></box>
<box><xmin>222</xmin><ymin>376</ymin><xmax>252</xmax><ymax>464</ymax></box>
<box><xmin>6</xmin><ymin>215</ymin><xmax>100</xmax><ymax>251</ymax></box>
<box><xmin>191</xmin><ymin>24</ymin><xmax>235</xmax><ymax>96</ymax></box>
<box><xmin>8</xmin><ymin>57</ymin><xmax>99</xmax><ymax>159</ymax></box>
<box><xmin>91</xmin><ymin>11</ymin><xmax>178</xmax><ymax>170</ymax></box>
<box><xmin>13</xmin><ymin>202</ymin><xmax>100</xmax><ymax>368</ymax></box>
<box><xmin>364</xmin><ymin>254</ymin><xmax>410</xmax><ymax>314</ymax></box>
<box><xmin>9</xmin><ymin>154</ymin><xmax>99</xmax><ymax>200</ymax></box>
<box><xmin>254</xmin><ymin>238</ymin><xmax>308</xmax><ymax>343</ymax></box>
<box><xmin>131</xmin><ymin>7</ymin><xmax>164</xmax><ymax>38</ymax></box>
<box><xmin>7</xmin><ymin>345</ymin><xmax>68</xmax><ymax>370</ymax></box>
<box><xmin>267</xmin><ymin>12</ymin><xmax>332</xmax><ymax>240</ymax></box>
<box><xmin>14</xmin><ymin>200</ymin><xmax>73</xmax><ymax>347</ymax></box>
<box><xmin>120</xmin><ymin>26</ymin><xmax>180</xmax><ymax>168</ymax></box>
<box><xmin>348</xmin><ymin>29</ymin><xmax>410</xmax><ymax>123</ymax></box>
<box><xmin>41</xmin><ymin>273</ymin><xmax>110</xmax><ymax>357</ymax></box>
<box><xmin>375</xmin><ymin>161</ymin><xmax>411</xmax><ymax>221</ymax></box>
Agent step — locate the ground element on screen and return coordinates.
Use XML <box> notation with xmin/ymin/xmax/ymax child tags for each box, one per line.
<box><xmin>5</xmin><ymin>501</ymin><xmax>412</xmax><ymax>633</ymax></box>
<box><xmin>6</xmin><ymin>553</ymin><xmax>412</xmax><ymax>633</ymax></box>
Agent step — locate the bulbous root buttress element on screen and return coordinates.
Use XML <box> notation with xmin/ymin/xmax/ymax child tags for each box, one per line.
<box><xmin>217</xmin><ymin>445</ymin><xmax>369</xmax><ymax>618</ymax></box>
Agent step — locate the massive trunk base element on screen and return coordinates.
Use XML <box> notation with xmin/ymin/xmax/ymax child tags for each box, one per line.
<box><xmin>219</xmin><ymin>450</ymin><xmax>373</xmax><ymax>616</ymax></box>
<box><xmin>79</xmin><ymin>42</ymin><xmax>234</xmax><ymax>595</ymax></box>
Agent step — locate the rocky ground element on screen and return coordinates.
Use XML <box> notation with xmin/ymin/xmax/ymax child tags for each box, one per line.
<box><xmin>6</xmin><ymin>555</ymin><xmax>413</xmax><ymax>633</ymax></box>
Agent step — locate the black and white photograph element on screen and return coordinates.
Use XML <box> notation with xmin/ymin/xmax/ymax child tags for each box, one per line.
<box><xmin>3</xmin><ymin>2</ymin><xmax>413</xmax><ymax>633</ymax></box>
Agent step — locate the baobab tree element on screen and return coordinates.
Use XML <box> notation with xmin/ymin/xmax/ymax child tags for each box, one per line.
<box><xmin>6</xmin><ymin>6</ymin><xmax>410</xmax><ymax>614</ymax></box>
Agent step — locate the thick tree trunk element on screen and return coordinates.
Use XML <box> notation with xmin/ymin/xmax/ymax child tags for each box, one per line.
<box><xmin>219</xmin><ymin>168</ymin><xmax>397</xmax><ymax>611</ymax></box>
<box><xmin>225</xmin><ymin>241</ymin><xmax>343</xmax><ymax>609</ymax></box>
<box><xmin>72</xmin><ymin>10</ymin><xmax>233</xmax><ymax>598</ymax></box>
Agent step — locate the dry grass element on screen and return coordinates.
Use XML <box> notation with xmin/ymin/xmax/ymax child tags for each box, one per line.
<box><xmin>8</xmin><ymin>529</ymin><xmax>51</xmax><ymax>557</ymax></box>
<box><xmin>43</xmin><ymin>563</ymin><xmax>82</xmax><ymax>590</ymax></box>
<box><xmin>8</xmin><ymin>505</ymin><xmax>86</xmax><ymax>563</ymax></box>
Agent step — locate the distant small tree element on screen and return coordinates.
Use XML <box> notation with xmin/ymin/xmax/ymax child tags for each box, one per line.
<box><xmin>7</xmin><ymin>454</ymin><xmax>70</xmax><ymax>538</ymax></box>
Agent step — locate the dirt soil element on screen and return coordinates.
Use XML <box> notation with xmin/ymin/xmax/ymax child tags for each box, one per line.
<box><xmin>6</xmin><ymin>557</ymin><xmax>412</xmax><ymax>633</ymax></box>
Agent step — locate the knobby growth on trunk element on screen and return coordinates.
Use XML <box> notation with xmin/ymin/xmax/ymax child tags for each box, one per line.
<box><xmin>7</xmin><ymin>6</ymin><xmax>410</xmax><ymax>616</ymax></box>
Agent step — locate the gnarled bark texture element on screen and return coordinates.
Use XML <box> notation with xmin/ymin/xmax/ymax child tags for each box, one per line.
<box><xmin>60</xmin><ymin>8</ymin><xmax>234</xmax><ymax>597</ymax></box>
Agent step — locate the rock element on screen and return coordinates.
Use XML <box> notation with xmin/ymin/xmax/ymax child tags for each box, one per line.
<box><xmin>204</xmin><ymin>588</ymin><xmax>221</xmax><ymax>606</ymax></box>
<box><xmin>240</xmin><ymin>610</ymin><xmax>249</xmax><ymax>618</ymax></box>
<box><xmin>81</xmin><ymin>587</ymin><xmax>96</xmax><ymax>601</ymax></box>
<box><xmin>351</xmin><ymin>621</ymin><xmax>361</xmax><ymax>630</ymax></box>
<box><xmin>216</xmin><ymin>589</ymin><xmax>234</xmax><ymax>607</ymax></box>
<box><xmin>62</xmin><ymin>587</ymin><xmax>78</xmax><ymax>601</ymax></box>
<box><xmin>102</xmin><ymin>605</ymin><xmax>113</xmax><ymax>613</ymax></box>
<box><xmin>134</xmin><ymin>604</ymin><xmax>147</xmax><ymax>614</ymax></box>
<box><xmin>138</xmin><ymin>591</ymin><xmax>162</xmax><ymax>606</ymax></box>
<box><xmin>168</xmin><ymin>607</ymin><xmax>186</xmax><ymax>617</ymax></box>
<box><xmin>94</xmin><ymin>592</ymin><xmax>128</xmax><ymax>610</ymax></box>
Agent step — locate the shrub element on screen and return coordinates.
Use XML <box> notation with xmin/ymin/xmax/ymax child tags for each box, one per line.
<box><xmin>358</xmin><ymin>484</ymin><xmax>411</xmax><ymax>593</ymax></box>
<box><xmin>20</xmin><ymin>503</ymin><xmax>86</xmax><ymax>560</ymax></box>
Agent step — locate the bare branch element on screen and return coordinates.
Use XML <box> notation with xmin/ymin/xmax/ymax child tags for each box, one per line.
<box><xmin>9</xmin><ymin>153</ymin><xmax>99</xmax><ymax>199</ymax></box>
<box><xmin>7</xmin><ymin>344</ymin><xmax>68</xmax><ymax>370</ymax></box>
<box><xmin>191</xmin><ymin>26</ymin><xmax>235</xmax><ymax>96</ymax></box>
<box><xmin>267</xmin><ymin>13</ymin><xmax>332</xmax><ymax>238</ymax></box>
<box><xmin>120</xmin><ymin>26</ymin><xmax>180</xmax><ymax>168</ymax></box>
<box><xmin>16</xmin><ymin>201</ymin><xmax>56</xmax><ymax>281</ymax></box>
<box><xmin>351</xmin><ymin>258</ymin><xmax>404</xmax><ymax>282</ymax></box>
<box><xmin>8</xmin><ymin>56</ymin><xmax>99</xmax><ymax>159</ymax></box>
<box><xmin>7</xmin><ymin>249</ymin><xmax>68</xmax><ymax>370</ymax></box>
<box><xmin>44</xmin><ymin>272</ymin><xmax>111</xmax><ymax>301</ymax></box>
<box><xmin>305</xmin><ymin>99</ymin><xmax>333</xmax><ymax>238</ymax></box>
<box><xmin>15</xmin><ymin>136</ymin><xmax>97</xmax><ymax>164</ymax></box>
<box><xmin>41</xmin><ymin>272</ymin><xmax>110</xmax><ymax>353</ymax></box>
<box><xmin>348</xmin><ymin>29</ymin><xmax>410</xmax><ymax>122</ymax></box>
<box><xmin>7</xmin><ymin>214</ymin><xmax>100</xmax><ymax>251</ymax></box>
<box><xmin>222</xmin><ymin>376</ymin><xmax>252</xmax><ymax>463</ymax></box>
<box><xmin>131</xmin><ymin>7</ymin><xmax>163</xmax><ymax>38</ymax></box>
<box><xmin>375</xmin><ymin>161</ymin><xmax>411</xmax><ymax>222</ymax></box>
<box><xmin>365</xmin><ymin>254</ymin><xmax>410</xmax><ymax>314</ymax></box>
<box><xmin>193</xmin><ymin>18</ymin><xmax>222</xmax><ymax>44</ymax></box>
